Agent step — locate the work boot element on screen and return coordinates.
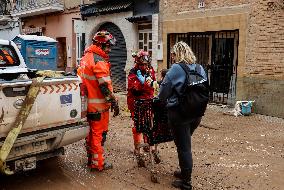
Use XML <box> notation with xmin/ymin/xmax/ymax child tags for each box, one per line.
<box><xmin>90</xmin><ymin>162</ymin><xmax>113</xmax><ymax>172</ymax></box>
<box><xmin>133</xmin><ymin>148</ymin><xmax>140</xmax><ymax>155</ymax></box>
<box><xmin>152</xmin><ymin>150</ymin><xmax>161</xmax><ymax>164</ymax></box>
<box><xmin>103</xmin><ymin>162</ymin><xmax>113</xmax><ymax>170</ymax></box>
<box><xmin>173</xmin><ymin>170</ymin><xmax>183</xmax><ymax>179</ymax></box>
<box><xmin>136</xmin><ymin>154</ymin><xmax>146</xmax><ymax>167</ymax></box>
<box><xmin>172</xmin><ymin>169</ymin><xmax>192</xmax><ymax>190</ymax></box>
<box><xmin>143</xmin><ymin>146</ymin><xmax>150</xmax><ymax>153</ymax></box>
<box><xmin>171</xmin><ymin>179</ymin><xmax>192</xmax><ymax>190</ymax></box>
<box><xmin>87</xmin><ymin>153</ymin><xmax>91</xmax><ymax>166</ymax></box>
<box><xmin>87</xmin><ymin>159</ymin><xmax>91</xmax><ymax>167</ymax></box>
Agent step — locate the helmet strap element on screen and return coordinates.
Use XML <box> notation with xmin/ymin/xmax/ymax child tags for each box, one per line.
<box><xmin>101</xmin><ymin>43</ymin><xmax>110</xmax><ymax>52</ymax></box>
<box><xmin>101</xmin><ymin>43</ymin><xmax>105</xmax><ymax>50</ymax></box>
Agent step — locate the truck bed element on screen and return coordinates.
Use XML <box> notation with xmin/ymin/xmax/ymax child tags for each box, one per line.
<box><xmin>0</xmin><ymin>76</ymin><xmax>84</xmax><ymax>138</ymax></box>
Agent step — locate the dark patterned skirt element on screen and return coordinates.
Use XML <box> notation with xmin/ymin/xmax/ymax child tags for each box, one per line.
<box><xmin>133</xmin><ymin>98</ymin><xmax>173</xmax><ymax>146</ymax></box>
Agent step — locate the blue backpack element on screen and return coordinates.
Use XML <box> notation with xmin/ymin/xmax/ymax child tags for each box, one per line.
<box><xmin>177</xmin><ymin>63</ymin><xmax>209</xmax><ymax>118</ymax></box>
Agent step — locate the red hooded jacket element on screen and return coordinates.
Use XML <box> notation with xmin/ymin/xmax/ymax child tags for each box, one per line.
<box><xmin>127</xmin><ymin>66</ymin><xmax>156</xmax><ymax>112</ymax></box>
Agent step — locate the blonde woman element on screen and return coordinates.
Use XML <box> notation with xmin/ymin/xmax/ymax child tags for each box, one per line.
<box><xmin>158</xmin><ymin>41</ymin><xmax>208</xmax><ymax>190</ymax></box>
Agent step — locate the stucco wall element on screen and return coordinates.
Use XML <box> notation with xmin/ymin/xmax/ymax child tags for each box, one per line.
<box><xmin>85</xmin><ymin>11</ymin><xmax>138</xmax><ymax>73</ymax></box>
<box><xmin>22</xmin><ymin>12</ymin><xmax>81</xmax><ymax>69</ymax></box>
<box><xmin>238</xmin><ymin>77</ymin><xmax>284</xmax><ymax>117</ymax></box>
<box><xmin>160</xmin><ymin>0</ymin><xmax>284</xmax><ymax>117</ymax></box>
<box><xmin>64</xmin><ymin>0</ymin><xmax>81</xmax><ymax>9</ymax></box>
<box><xmin>151</xmin><ymin>13</ymin><xmax>159</xmax><ymax>72</ymax></box>
<box><xmin>0</xmin><ymin>26</ymin><xmax>20</xmax><ymax>40</ymax></box>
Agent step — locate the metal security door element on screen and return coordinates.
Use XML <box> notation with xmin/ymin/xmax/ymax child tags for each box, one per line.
<box><xmin>98</xmin><ymin>23</ymin><xmax>127</xmax><ymax>92</ymax></box>
<box><xmin>210</xmin><ymin>33</ymin><xmax>237</xmax><ymax>104</ymax></box>
<box><xmin>168</xmin><ymin>30</ymin><xmax>239</xmax><ymax>105</ymax></box>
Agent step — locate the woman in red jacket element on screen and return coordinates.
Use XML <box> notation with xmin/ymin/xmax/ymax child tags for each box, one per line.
<box><xmin>127</xmin><ymin>50</ymin><xmax>160</xmax><ymax>166</ymax></box>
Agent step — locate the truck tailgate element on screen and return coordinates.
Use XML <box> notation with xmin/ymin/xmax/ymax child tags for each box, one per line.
<box><xmin>0</xmin><ymin>77</ymin><xmax>82</xmax><ymax>138</ymax></box>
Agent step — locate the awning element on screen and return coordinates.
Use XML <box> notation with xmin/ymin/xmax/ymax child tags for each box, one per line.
<box><xmin>125</xmin><ymin>15</ymin><xmax>152</xmax><ymax>23</ymax></box>
<box><xmin>81</xmin><ymin>0</ymin><xmax>133</xmax><ymax>17</ymax></box>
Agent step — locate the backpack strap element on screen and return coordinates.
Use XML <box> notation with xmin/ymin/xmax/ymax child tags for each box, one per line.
<box><xmin>178</xmin><ymin>62</ymin><xmax>205</xmax><ymax>82</ymax></box>
<box><xmin>178</xmin><ymin>63</ymin><xmax>192</xmax><ymax>95</ymax></box>
<box><xmin>178</xmin><ymin>62</ymin><xmax>207</xmax><ymax>95</ymax></box>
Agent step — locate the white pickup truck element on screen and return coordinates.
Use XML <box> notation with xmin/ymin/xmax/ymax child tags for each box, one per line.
<box><xmin>0</xmin><ymin>39</ymin><xmax>89</xmax><ymax>173</ymax></box>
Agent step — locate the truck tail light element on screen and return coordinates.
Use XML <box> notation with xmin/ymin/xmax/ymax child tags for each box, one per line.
<box><xmin>80</xmin><ymin>83</ymin><xmax>87</xmax><ymax>118</ymax></box>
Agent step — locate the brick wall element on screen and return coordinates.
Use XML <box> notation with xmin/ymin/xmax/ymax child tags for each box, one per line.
<box><xmin>246</xmin><ymin>0</ymin><xmax>284</xmax><ymax>79</ymax></box>
<box><xmin>161</xmin><ymin>0</ymin><xmax>284</xmax><ymax>79</ymax></box>
<box><xmin>161</xmin><ymin>0</ymin><xmax>248</xmax><ymax>16</ymax></box>
<box><xmin>160</xmin><ymin>0</ymin><xmax>284</xmax><ymax>117</ymax></box>
<box><xmin>242</xmin><ymin>1</ymin><xmax>284</xmax><ymax>117</ymax></box>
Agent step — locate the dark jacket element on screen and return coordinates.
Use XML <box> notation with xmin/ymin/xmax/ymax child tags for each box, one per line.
<box><xmin>158</xmin><ymin>63</ymin><xmax>207</xmax><ymax>122</ymax></box>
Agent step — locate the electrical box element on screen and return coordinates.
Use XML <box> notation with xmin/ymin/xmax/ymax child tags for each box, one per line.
<box><xmin>198</xmin><ymin>0</ymin><xmax>205</xmax><ymax>8</ymax></box>
<box><xmin>157</xmin><ymin>43</ymin><xmax>163</xmax><ymax>61</ymax></box>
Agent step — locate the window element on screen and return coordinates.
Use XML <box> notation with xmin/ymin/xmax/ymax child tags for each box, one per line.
<box><xmin>0</xmin><ymin>45</ymin><xmax>20</xmax><ymax>67</ymax></box>
<box><xmin>139</xmin><ymin>33</ymin><xmax>143</xmax><ymax>40</ymax></box>
<box><xmin>138</xmin><ymin>30</ymin><xmax>152</xmax><ymax>55</ymax></box>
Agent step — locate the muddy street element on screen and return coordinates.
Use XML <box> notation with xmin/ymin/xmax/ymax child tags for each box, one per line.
<box><xmin>0</xmin><ymin>104</ymin><xmax>283</xmax><ymax>190</ymax></box>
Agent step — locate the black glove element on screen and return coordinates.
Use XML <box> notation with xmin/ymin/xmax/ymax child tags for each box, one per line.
<box><xmin>111</xmin><ymin>99</ymin><xmax>119</xmax><ymax>117</ymax></box>
<box><xmin>152</xmin><ymin>97</ymin><xmax>160</xmax><ymax>103</ymax></box>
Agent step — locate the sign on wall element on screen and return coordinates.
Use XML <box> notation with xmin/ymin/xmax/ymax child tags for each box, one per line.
<box><xmin>22</xmin><ymin>27</ymin><xmax>43</xmax><ymax>35</ymax></box>
<box><xmin>74</xmin><ymin>20</ymin><xmax>86</xmax><ymax>34</ymax></box>
<box><xmin>198</xmin><ymin>0</ymin><xmax>205</xmax><ymax>8</ymax></box>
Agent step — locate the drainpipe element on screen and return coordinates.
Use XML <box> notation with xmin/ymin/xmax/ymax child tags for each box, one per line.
<box><xmin>19</xmin><ymin>18</ymin><xmax>23</xmax><ymax>34</ymax></box>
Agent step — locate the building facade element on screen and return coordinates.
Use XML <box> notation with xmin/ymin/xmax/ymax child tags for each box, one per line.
<box><xmin>0</xmin><ymin>0</ymin><xmax>20</xmax><ymax>40</ymax></box>
<box><xmin>80</xmin><ymin>0</ymin><xmax>160</xmax><ymax>92</ymax></box>
<box><xmin>10</xmin><ymin>0</ymin><xmax>87</xmax><ymax>71</ymax></box>
<box><xmin>160</xmin><ymin>0</ymin><xmax>284</xmax><ymax>117</ymax></box>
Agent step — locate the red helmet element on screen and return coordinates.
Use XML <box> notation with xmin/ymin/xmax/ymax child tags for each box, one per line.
<box><xmin>92</xmin><ymin>30</ymin><xmax>116</xmax><ymax>46</ymax></box>
<box><xmin>132</xmin><ymin>50</ymin><xmax>151</xmax><ymax>64</ymax></box>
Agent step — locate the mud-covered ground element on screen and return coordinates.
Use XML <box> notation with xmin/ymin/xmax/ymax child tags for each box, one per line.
<box><xmin>1</xmin><ymin>98</ymin><xmax>283</xmax><ymax>190</ymax></box>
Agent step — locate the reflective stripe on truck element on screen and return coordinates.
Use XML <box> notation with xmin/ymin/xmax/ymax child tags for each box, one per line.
<box><xmin>40</xmin><ymin>83</ymin><xmax>78</xmax><ymax>94</ymax></box>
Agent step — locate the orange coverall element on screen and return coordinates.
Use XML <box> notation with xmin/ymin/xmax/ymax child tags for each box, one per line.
<box><xmin>77</xmin><ymin>45</ymin><xmax>113</xmax><ymax>170</ymax></box>
<box><xmin>0</xmin><ymin>49</ymin><xmax>14</xmax><ymax>64</ymax></box>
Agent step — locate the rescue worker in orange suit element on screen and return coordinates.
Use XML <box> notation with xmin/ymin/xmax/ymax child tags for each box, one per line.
<box><xmin>127</xmin><ymin>50</ymin><xmax>161</xmax><ymax>166</ymax></box>
<box><xmin>0</xmin><ymin>49</ymin><xmax>15</xmax><ymax>64</ymax></box>
<box><xmin>77</xmin><ymin>30</ymin><xmax>119</xmax><ymax>171</ymax></box>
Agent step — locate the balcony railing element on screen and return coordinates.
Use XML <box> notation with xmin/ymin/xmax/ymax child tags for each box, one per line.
<box><xmin>11</xmin><ymin>0</ymin><xmax>64</xmax><ymax>18</ymax></box>
<box><xmin>0</xmin><ymin>1</ymin><xmax>12</xmax><ymax>24</ymax></box>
